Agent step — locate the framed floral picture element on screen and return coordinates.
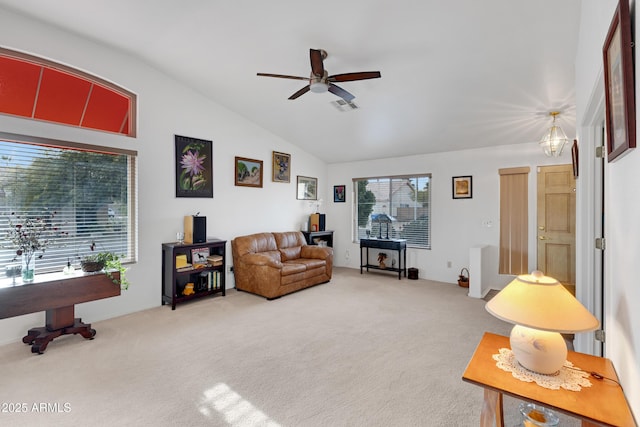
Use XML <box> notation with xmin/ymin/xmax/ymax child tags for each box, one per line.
<box><xmin>175</xmin><ymin>135</ymin><xmax>213</xmax><ymax>198</ymax></box>
<box><xmin>334</xmin><ymin>185</ymin><xmax>346</xmax><ymax>202</ymax></box>
<box><xmin>235</xmin><ymin>156</ymin><xmax>263</xmax><ymax>188</ymax></box>
<box><xmin>272</xmin><ymin>151</ymin><xmax>291</xmax><ymax>183</ymax></box>
<box><xmin>296</xmin><ymin>176</ymin><xmax>317</xmax><ymax>200</ymax></box>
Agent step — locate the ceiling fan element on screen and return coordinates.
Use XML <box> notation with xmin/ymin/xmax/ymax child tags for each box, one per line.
<box><xmin>257</xmin><ymin>49</ymin><xmax>381</xmax><ymax>102</ymax></box>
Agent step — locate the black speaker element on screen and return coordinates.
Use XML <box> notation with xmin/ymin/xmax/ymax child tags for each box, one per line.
<box><xmin>318</xmin><ymin>214</ymin><xmax>326</xmax><ymax>231</ymax></box>
<box><xmin>184</xmin><ymin>215</ymin><xmax>206</xmax><ymax>243</ymax></box>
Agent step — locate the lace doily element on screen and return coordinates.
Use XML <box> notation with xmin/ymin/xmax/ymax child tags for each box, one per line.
<box><xmin>493</xmin><ymin>348</ymin><xmax>592</xmax><ymax>391</ymax></box>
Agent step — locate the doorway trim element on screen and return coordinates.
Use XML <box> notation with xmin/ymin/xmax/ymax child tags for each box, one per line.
<box><xmin>574</xmin><ymin>72</ymin><xmax>605</xmax><ymax>356</ymax></box>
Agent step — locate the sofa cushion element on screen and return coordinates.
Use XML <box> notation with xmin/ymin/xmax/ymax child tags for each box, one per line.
<box><xmin>274</xmin><ymin>231</ymin><xmax>306</xmax><ymax>248</ymax></box>
<box><xmin>233</xmin><ymin>232</ymin><xmax>278</xmax><ymax>257</ymax></box>
<box><xmin>281</xmin><ymin>262</ymin><xmax>307</xmax><ymax>276</ymax></box>
<box><xmin>289</xmin><ymin>258</ymin><xmax>326</xmax><ymax>269</ymax></box>
<box><xmin>280</xmin><ymin>246</ymin><xmax>302</xmax><ymax>261</ymax></box>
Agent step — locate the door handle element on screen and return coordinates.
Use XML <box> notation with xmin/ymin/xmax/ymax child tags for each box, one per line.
<box><xmin>538</xmin><ymin>236</ymin><xmax>550</xmax><ymax>240</ymax></box>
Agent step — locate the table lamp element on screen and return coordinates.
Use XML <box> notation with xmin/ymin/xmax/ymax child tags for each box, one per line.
<box><xmin>485</xmin><ymin>271</ymin><xmax>599</xmax><ymax>375</ymax></box>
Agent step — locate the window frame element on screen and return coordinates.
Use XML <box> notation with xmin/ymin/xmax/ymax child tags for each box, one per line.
<box><xmin>0</xmin><ymin>131</ymin><xmax>137</xmax><ymax>275</ymax></box>
<box><xmin>352</xmin><ymin>173</ymin><xmax>432</xmax><ymax>249</ymax></box>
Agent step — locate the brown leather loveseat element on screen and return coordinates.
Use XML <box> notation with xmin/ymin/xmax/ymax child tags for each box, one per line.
<box><xmin>231</xmin><ymin>231</ymin><xmax>333</xmax><ymax>299</ymax></box>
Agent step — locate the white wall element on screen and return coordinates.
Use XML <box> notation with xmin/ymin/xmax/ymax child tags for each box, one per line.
<box><xmin>0</xmin><ymin>9</ymin><xmax>327</xmax><ymax>344</ymax></box>
<box><xmin>3</xmin><ymin>8</ymin><xmax>637</xmax><ymax>421</ymax></box>
<box><xmin>576</xmin><ymin>0</ymin><xmax>640</xmax><ymax>419</ymax></box>
<box><xmin>326</xmin><ymin>143</ymin><xmax>567</xmax><ymax>286</ymax></box>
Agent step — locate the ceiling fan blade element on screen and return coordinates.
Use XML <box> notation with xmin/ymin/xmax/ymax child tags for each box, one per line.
<box><xmin>310</xmin><ymin>49</ymin><xmax>325</xmax><ymax>77</ymax></box>
<box><xmin>288</xmin><ymin>85</ymin><xmax>311</xmax><ymax>100</ymax></box>
<box><xmin>328</xmin><ymin>71</ymin><xmax>382</xmax><ymax>82</ymax></box>
<box><xmin>328</xmin><ymin>83</ymin><xmax>355</xmax><ymax>102</ymax></box>
<box><xmin>257</xmin><ymin>73</ymin><xmax>308</xmax><ymax>81</ymax></box>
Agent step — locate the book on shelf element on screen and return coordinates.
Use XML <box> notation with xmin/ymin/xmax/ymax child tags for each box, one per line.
<box><xmin>207</xmin><ymin>254</ymin><xmax>223</xmax><ymax>266</ymax></box>
<box><xmin>205</xmin><ymin>270</ymin><xmax>222</xmax><ymax>290</ymax></box>
<box><xmin>175</xmin><ymin>254</ymin><xmax>189</xmax><ymax>269</ymax></box>
<box><xmin>176</xmin><ymin>265</ymin><xmax>194</xmax><ymax>272</ymax></box>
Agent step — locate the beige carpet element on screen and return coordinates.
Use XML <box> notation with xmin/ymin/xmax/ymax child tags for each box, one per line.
<box><xmin>0</xmin><ymin>268</ymin><xmax>579</xmax><ymax>426</ymax></box>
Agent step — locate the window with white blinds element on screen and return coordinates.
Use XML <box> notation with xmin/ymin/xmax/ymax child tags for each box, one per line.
<box><xmin>353</xmin><ymin>174</ymin><xmax>431</xmax><ymax>249</ymax></box>
<box><xmin>0</xmin><ymin>133</ymin><xmax>137</xmax><ymax>275</ymax></box>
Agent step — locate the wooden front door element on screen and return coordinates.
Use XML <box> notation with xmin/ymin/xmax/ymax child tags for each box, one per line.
<box><xmin>537</xmin><ymin>164</ymin><xmax>576</xmax><ymax>288</ymax></box>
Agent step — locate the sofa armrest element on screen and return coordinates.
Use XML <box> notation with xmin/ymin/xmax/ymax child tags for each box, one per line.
<box><xmin>300</xmin><ymin>245</ymin><xmax>333</xmax><ymax>260</ymax></box>
<box><xmin>241</xmin><ymin>253</ymin><xmax>282</xmax><ymax>269</ymax></box>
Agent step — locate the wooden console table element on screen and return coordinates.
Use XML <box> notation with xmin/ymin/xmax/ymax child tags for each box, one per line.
<box><xmin>462</xmin><ymin>332</ymin><xmax>636</xmax><ymax>427</ymax></box>
<box><xmin>0</xmin><ymin>271</ymin><xmax>121</xmax><ymax>354</ymax></box>
<box><xmin>360</xmin><ymin>238</ymin><xmax>407</xmax><ymax>280</ymax></box>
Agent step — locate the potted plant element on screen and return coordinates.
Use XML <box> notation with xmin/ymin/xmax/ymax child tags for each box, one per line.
<box><xmin>5</xmin><ymin>211</ymin><xmax>60</xmax><ymax>282</ymax></box>
<box><xmin>81</xmin><ymin>251</ymin><xmax>129</xmax><ymax>290</ymax></box>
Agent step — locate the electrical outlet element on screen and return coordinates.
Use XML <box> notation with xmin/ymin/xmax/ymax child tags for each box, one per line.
<box><xmin>345</xmin><ymin>250</ymin><xmax>350</xmax><ymax>261</ymax></box>
<box><xmin>447</xmin><ymin>261</ymin><xmax>452</xmax><ymax>268</ymax></box>
<box><xmin>228</xmin><ymin>266</ymin><xmax>234</xmax><ymax>273</ymax></box>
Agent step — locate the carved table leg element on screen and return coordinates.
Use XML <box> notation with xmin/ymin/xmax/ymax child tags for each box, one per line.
<box><xmin>22</xmin><ymin>312</ymin><xmax>97</xmax><ymax>354</ymax></box>
<box><xmin>22</xmin><ymin>327</ymin><xmax>42</xmax><ymax>345</ymax></box>
<box><xmin>64</xmin><ymin>318</ymin><xmax>96</xmax><ymax>339</ymax></box>
<box><xmin>25</xmin><ymin>327</ymin><xmax>64</xmax><ymax>354</ymax></box>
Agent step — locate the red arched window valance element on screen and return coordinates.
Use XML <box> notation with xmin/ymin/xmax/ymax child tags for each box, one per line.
<box><xmin>0</xmin><ymin>48</ymin><xmax>136</xmax><ymax>137</ymax></box>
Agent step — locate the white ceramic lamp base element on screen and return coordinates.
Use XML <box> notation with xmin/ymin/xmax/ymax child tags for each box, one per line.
<box><xmin>509</xmin><ymin>324</ymin><xmax>567</xmax><ymax>375</ymax></box>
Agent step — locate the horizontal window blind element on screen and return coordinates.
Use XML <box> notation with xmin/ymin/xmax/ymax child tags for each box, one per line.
<box><xmin>1</xmin><ymin>136</ymin><xmax>137</xmax><ymax>275</ymax></box>
<box><xmin>353</xmin><ymin>174</ymin><xmax>431</xmax><ymax>249</ymax></box>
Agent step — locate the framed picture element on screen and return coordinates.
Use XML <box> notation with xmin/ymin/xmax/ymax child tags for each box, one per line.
<box><xmin>296</xmin><ymin>176</ymin><xmax>317</xmax><ymax>200</ymax></box>
<box><xmin>452</xmin><ymin>176</ymin><xmax>472</xmax><ymax>199</ymax></box>
<box><xmin>191</xmin><ymin>248</ymin><xmax>209</xmax><ymax>266</ymax></box>
<box><xmin>175</xmin><ymin>135</ymin><xmax>213</xmax><ymax>198</ymax></box>
<box><xmin>334</xmin><ymin>185</ymin><xmax>346</xmax><ymax>202</ymax></box>
<box><xmin>235</xmin><ymin>156</ymin><xmax>263</xmax><ymax>188</ymax></box>
<box><xmin>272</xmin><ymin>151</ymin><xmax>291</xmax><ymax>183</ymax></box>
<box><xmin>603</xmin><ymin>0</ymin><xmax>636</xmax><ymax>162</ymax></box>
<box><xmin>571</xmin><ymin>139</ymin><xmax>579</xmax><ymax>179</ymax></box>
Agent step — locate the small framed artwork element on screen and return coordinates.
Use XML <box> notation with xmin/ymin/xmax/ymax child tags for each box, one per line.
<box><xmin>452</xmin><ymin>176</ymin><xmax>472</xmax><ymax>199</ymax></box>
<box><xmin>191</xmin><ymin>248</ymin><xmax>209</xmax><ymax>266</ymax></box>
<box><xmin>296</xmin><ymin>176</ymin><xmax>317</xmax><ymax>200</ymax></box>
<box><xmin>571</xmin><ymin>140</ymin><xmax>579</xmax><ymax>178</ymax></box>
<box><xmin>175</xmin><ymin>135</ymin><xmax>213</xmax><ymax>198</ymax></box>
<box><xmin>235</xmin><ymin>156</ymin><xmax>263</xmax><ymax>188</ymax></box>
<box><xmin>603</xmin><ymin>0</ymin><xmax>636</xmax><ymax>162</ymax></box>
<box><xmin>272</xmin><ymin>151</ymin><xmax>291</xmax><ymax>183</ymax></box>
<box><xmin>334</xmin><ymin>185</ymin><xmax>346</xmax><ymax>202</ymax></box>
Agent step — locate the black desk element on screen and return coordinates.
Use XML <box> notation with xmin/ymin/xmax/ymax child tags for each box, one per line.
<box><xmin>360</xmin><ymin>238</ymin><xmax>407</xmax><ymax>280</ymax></box>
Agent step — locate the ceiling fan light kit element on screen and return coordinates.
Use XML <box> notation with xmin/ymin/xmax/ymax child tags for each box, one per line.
<box><xmin>310</xmin><ymin>81</ymin><xmax>329</xmax><ymax>93</ymax></box>
<box><xmin>257</xmin><ymin>48</ymin><xmax>381</xmax><ymax>103</ymax></box>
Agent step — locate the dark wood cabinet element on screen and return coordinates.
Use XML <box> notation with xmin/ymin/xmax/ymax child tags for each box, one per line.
<box><xmin>162</xmin><ymin>239</ymin><xmax>226</xmax><ymax>310</ymax></box>
<box><xmin>302</xmin><ymin>230</ymin><xmax>334</xmax><ymax>247</ymax></box>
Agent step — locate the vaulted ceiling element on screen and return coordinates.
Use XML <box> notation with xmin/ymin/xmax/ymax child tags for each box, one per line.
<box><xmin>0</xmin><ymin>0</ymin><xmax>582</xmax><ymax>163</ymax></box>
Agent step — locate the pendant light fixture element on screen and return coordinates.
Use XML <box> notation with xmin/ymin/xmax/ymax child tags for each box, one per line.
<box><xmin>540</xmin><ymin>111</ymin><xmax>569</xmax><ymax>157</ymax></box>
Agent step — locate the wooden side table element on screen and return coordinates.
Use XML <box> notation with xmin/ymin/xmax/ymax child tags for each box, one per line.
<box><xmin>462</xmin><ymin>332</ymin><xmax>636</xmax><ymax>427</ymax></box>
